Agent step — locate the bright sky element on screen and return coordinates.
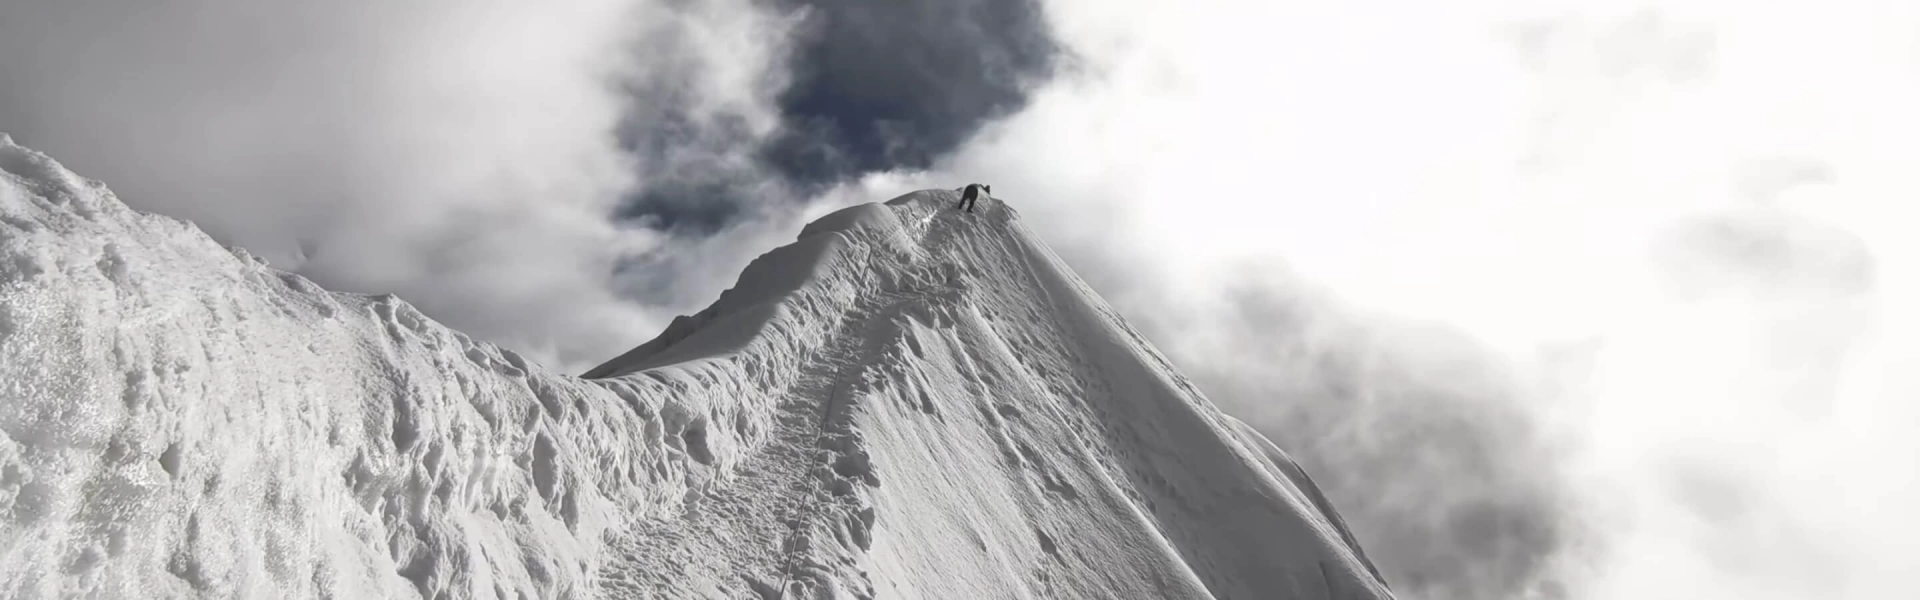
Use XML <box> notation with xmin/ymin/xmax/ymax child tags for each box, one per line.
<box><xmin>946</xmin><ymin>1</ymin><xmax>1920</xmax><ymax>597</ymax></box>
<box><xmin>966</xmin><ymin>0</ymin><xmax>1919</xmax><ymax>351</ymax></box>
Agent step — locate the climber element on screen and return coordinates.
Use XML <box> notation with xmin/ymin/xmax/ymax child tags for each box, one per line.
<box><xmin>957</xmin><ymin>183</ymin><xmax>991</xmax><ymax>212</ymax></box>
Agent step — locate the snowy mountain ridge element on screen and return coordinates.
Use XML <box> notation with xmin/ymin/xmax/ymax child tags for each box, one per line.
<box><xmin>0</xmin><ymin>133</ymin><xmax>1391</xmax><ymax>599</ymax></box>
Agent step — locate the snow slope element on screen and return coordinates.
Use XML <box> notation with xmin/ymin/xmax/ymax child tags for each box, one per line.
<box><xmin>0</xmin><ymin>134</ymin><xmax>1391</xmax><ymax>599</ymax></box>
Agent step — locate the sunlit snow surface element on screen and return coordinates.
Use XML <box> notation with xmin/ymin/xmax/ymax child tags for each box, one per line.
<box><xmin>0</xmin><ymin>134</ymin><xmax>1390</xmax><ymax>599</ymax></box>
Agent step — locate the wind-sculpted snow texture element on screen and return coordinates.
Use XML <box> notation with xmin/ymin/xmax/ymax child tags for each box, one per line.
<box><xmin>0</xmin><ymin>134</ymin><xmax>1391</xmax><ymax>599</ymax></box>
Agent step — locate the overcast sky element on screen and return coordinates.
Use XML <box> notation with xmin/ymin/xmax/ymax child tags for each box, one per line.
<box><xmin>3</xmin><ymin>1</ymin><xmax>1917</xmax><ymax>598</ymax></box>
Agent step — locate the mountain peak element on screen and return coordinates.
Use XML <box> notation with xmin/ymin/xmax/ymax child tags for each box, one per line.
<box><xmin>0</xmin><ymin>136</ymin><xmax>1390</xmax><ymax>599</ymax></box>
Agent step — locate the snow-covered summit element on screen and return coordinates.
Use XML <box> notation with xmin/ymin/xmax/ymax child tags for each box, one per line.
<box><xmin>0</xmin><ymin>134</ymin><xmax>1390</xmax><ymax>599</ymax></box>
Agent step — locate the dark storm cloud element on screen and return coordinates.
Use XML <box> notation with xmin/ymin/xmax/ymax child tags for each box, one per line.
<box><xmin>1055</xmin><ymin>256</ymin><xmax>1572</xmax><ymax>600</ymax></box>
<box><xmin>617</xmin><ymin>0</ymin><xmax>1059</xmax><ymax>231</ymax></box>
<box><xmin>613</xmin><ymin>108</ymin><xmax>768</xmax><ymax>232</ymax></box>
<box><xmin>0</xmin><ymin>0</ymin><xmax>805</xmax><ymax>372</ymax></box>
<box><xmin>765</xmin><ymin>0</ymin><xmax>1059</xmax><ymax>180</ymax></box>
<box><xmin>1176</xmin><ymin>285</ymin><xmax>1569</xmax><ymax>600</ymax></box>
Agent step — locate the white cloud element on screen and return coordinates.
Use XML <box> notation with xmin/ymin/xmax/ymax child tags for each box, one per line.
<box><xmin>925</xmin><ymin>0</ymin><xmax>1920</xmax><ymax>597</ymax></box>
<box><xmin>0</xmin><ymin>0</ymin><xmax>807</xmax><ymax>372</ymax></box>
<box><xmin>7</xmin><ymin>0</ymin><xmax>1918</xmax><ymax>595</ymax></box>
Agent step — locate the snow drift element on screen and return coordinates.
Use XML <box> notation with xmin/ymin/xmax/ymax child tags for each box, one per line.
<box><xmin>0</xmin><ymin>133</ymin><xmax>1391</xmax><ymax>599</ymax></box>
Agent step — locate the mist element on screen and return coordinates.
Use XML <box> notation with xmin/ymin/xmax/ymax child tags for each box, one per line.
<box><xmin>5</xmin><ymin>0</ymin><xmax>1917</xmax><ymax>598</ymax></box>
<box><xmin>0</xmin><ymin>0</ymin><xmax>813</xmax><ymax>371</ymax></box>
<box><xmin>929</xmin><ymin>1</ymin><xmax>1920</xmax><ymax>598</ymax></box>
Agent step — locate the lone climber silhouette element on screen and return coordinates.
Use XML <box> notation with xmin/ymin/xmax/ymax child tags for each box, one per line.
<box><xmin>957</xmin><ymin>183</ymin><xmax>991</xmax><ymax>212</ymax></box>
